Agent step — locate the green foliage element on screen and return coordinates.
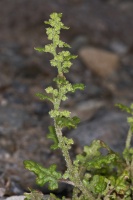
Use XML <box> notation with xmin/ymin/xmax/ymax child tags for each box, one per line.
<box><xmin>88</xmin><ymin>175</ymin><xmax>107</xmax><ymax>194</ymax></box>
<box><xmin>74</xmin><ymin>140</ymin><xmax>103</xmax><ymax>166</ymax></box>
<box><xmin>36</xmin><ymin>92</ymin><xmax>53</xmax><ymax>103</ymax></box>
<box><xmin>24</xmin><ymin>189</ymin><xmax>65</xmax><ymax>200</ymax></box>
<box><xmin>116</xmin><ymin>103</ymin><xmax>133</xmax><ymax>131</ymax></box>
<box><xmin>55</xmin><ymin>116</ymin><xmax>80</xmax><ymax>129</ymax></box>
<box><xmin>59</xmin><ymin>136</ymin><xmax>74</xmax><ymax>150</ymax></box>
<box><xmin>115</xmin><ymin>103</ymin><xmax>133</xmax><ymax>115</ymax></box>
<box><xmin>73</xmin><ymin>140</ymin><xmax>130</xmax><ymax>198</ymax></box>
<box><xmin>24</xmin><ymin>12</ymin><xmax>133</xmax><ymax>200</ymax></box>
<box><xmin>47</xmin><ymin>126</ymin><xmax>59</xmax><ymax>150</ymax></box>
<box><xmin>49</xmin><ymin>193</ymin><xmax>66</xmax><ymax>200</ymax></box>
<box><xmin>24</xmin><ymin>161</ymin><xmax>62</xmax><ymax>190</ymax></box>
<box><xmin>24</xmin><ymin>188</ymin><xmax>44</xmax><ymax>200</ymax></box>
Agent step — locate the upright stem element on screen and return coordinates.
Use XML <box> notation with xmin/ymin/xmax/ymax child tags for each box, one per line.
<box><xmin>125</xmin><ymin>127</ymin><xmax>133</xmax><ymax>198</ymax></box>
<box><xmin>125</xmin><ymin>127</ymin><xmax>132</xmax><ymax>149</ymax></box>
<box><xmin>54</xmin><ymin>123</ymin><xmax>95</xmax><ymax>200</ymax></box>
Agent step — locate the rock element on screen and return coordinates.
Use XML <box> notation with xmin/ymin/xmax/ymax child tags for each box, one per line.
<box><xmin>0</xmin><ymin>74</ymin><xmax>11</xmax><ymax>90</ymax></box>
<box><xmin>119</xmin><ymin>2</ymin><xmax>133</xmax><ymax>12</ymax></box>
<box><xmin>1</xmin><ymin>0</ymin><xmax>133</xmax><ymax>47</ymax></box>
<box><xmin>0</xmin><ymin>106</ymin><xmax>30</xmax><ymax>135</ymax></box>
<box><xmin>79</xmin><ymin>47</ymin><xmax>120</xmax><ymax>78</ymax></box>
<box><xmin>5</xmin><ymin>194</ymin><xmax>68</xmax><ymax>200</ymax></box>
<box><xmin>2</xmin><ymin>194</ymin><xmax>51</xmax><ymax>200</ymax></box>
<box><xmin>109</xmin><ymin>40</ymin><xmax>129</xmax><ymax>55</ymax></box>
<box><xmin>0</xmin><ymin>188</ymin><xmax>6</xmax><ymax>197</ymax></box>
<box><xmin>71</xmin><ymin>100</ymin><xmax>105</xmax><ymax>121</ymax></box>
<box><xmin>6</xmin><ymin>196</ymin><xmax>25</xmax><ymax>200</ymax></box>
<box><xmin>0</xmin><ymin>43</ymin><xmax>25</xmax><ymax>77</ymax></box>
<box><xmin>5</xmin><ymin>195</ymin><xmax>50</xmax><ymax>200</ymax></box>
<box><xmin>70</xmin><ymin>36</ymin><xmax>89</xmax><ymax>53</ymax></box>
<box><xmin>69</xmin><ymin>109</ymin><xmax>129</xmax><ymax>153</ymax></box>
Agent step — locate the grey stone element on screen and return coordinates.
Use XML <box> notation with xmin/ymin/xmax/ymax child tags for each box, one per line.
<box><xmin>0</xmin><ymin>106</ymin><xmax>30</xmax><ymax>135</ymax></box>
<box><xmin>6</xmin><ymin>196</ymin><xmax>25</xmax><ymax>200</ymax></box>
<box><xmin>71</xmin><ymin>100</ymin><xmax>105</xmax><ymax>121</ymax></box>
<box><xmin>79</xmin><ymin>47</ymin><xmax>120</xmax><ymax>78</ymax></box>
<box><xmin>0</xmin><ymin>74</ymin><xmax>11</xmax><ymax>90</ymax></box>
<box><xmin>109</xmin><ymin>40</ymin><xmax>129</xmax><ymax>54</ymax></box>
<box><xmin>69</xmin><ymin>109</ymin><xmax>129</xmax><ymax>153</ymax></box>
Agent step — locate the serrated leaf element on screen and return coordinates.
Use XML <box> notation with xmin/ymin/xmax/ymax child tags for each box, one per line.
<box><xmin>115</xmin><ymin>170</ymin><xmax>130</xmax><ymax>195</ymax></box>
<box><xmin>36</xmin><ymin>93</ymin><xmax>53</xmax><ymax>103</ymax></box>
<box><xmin>47</xmin><ymin>126</ymin><xmax>59</xmax><ymax>150</ymax></box>
<box><xmin>115</xmin><ymin>103</ymin><xmax>132</xmax><ymax>114</ymax></box>
<box><xmin>50</xmin><ymin>193</ymin><xmax>66</xmax><ymax>200</ymax></box>
<box><xmin>34</xmin><ymin>47</ymin><xmax>45</xmax><ymax>52</ymax></box>
<box><xmin>59</xmin><ymin>42</ymin><xmax>70</xmax><ymax>48</ymax></box>
<box><xmin>86</xmin><ymin>154</ymin><xmax>117</xmax><ymax>170</ymax></box>
<box><xmin>24</xmin><ymin>161</ymin><xmax>62</xmax><ymax>190</ymax></box>
<box><xmin>24</xmin><ymin>188</ymin><xmax>44</xmax><ymax>200</ymax></box>
<box><xmin>89</xmin><ymin>175</ymin><xmax>107</xmax><ymax>194</ymax></box>
<box><xmin>49</xmin><ymin>193</ymin><xmax>60</xmax><ymax>200</ymax></box>
<box><xmin>56</xmin><ymin>116</ymin><xmax>80</xmax><ymax>129</ymax></box>
<box><xmin>72</xmin><ymin>83</ymin><xmax>85</xmax><ymax>91</ymax></box>
<box><xmin>74</xmin><ymin>140</ymin><xmax>102</xmax><ymax>166</ymax></box>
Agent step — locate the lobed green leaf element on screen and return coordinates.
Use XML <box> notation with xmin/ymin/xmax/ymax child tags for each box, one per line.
<box><xmin>74</xmin><ymin>140</ymin><xmax>102</xmax><ymax>166</ymax></box>
<box><xmin>24</xmin><ymin>188</ymin><xmax>44</xmax><ymax>200</ymax></box>
<box><xmin>89</xmin><ymin>175</ymin><xmax>107</xmax><ymax>194</ymax></box>
<box><xmin>115</xmin><ymin>170</ymin><xmax>130</xmax><ymax>195</ymax></box>
<box><xmin>86</xmin><ymin>154</ymin><xmax>118</xmax><ymax>170</ymax></box>
<box><xmin>36</xmin><ymin>93</ymin><xmax>53</xmax><ymax>103</ymax></box>
<box><xmin>24</xmin><ymin>161</ymin><xmax>62</xmax><ymax>190</ymax></box>
<box><xmin>56</xmin><ymin>116</ymin><xmax>80</xmax><ymax>129</ymax></box>
<box><xmin>34</xmin><ymin>47</ymin><xmax>45</xmax><ymax>52</ymax></box>
<box><xmin>72</xmin><ymin>83</ymin><xmax>85</xmax><ymax>91</ymax></box>
<box><xmin>115</xmin><ymin>103</ymin><xmax>133</xmax><ymax>114</ymax></box>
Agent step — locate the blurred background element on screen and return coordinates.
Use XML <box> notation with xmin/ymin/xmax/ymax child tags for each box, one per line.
<box><xmin>0</xmin><ymin>0</ymin><xmax>133</xmax><ymax>198</ymax></box>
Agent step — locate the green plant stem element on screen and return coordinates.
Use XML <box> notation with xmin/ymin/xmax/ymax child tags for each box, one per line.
<box><xmin>52</xmin><ymin>52</ymin><xmax>95</xmax><ymax>199</ymax></box>
<box><xmin>126</xmin><ymin>127</ymin><xmax>132</xmax><ymax>149</ymax></box>
<box><xmin>72</xmin><ymin>188</ymin><xmax>80</xmax><ymax>200</ymax></box>
<box><xmin>130</xmin><ymin>156</ymin><xmax>133</xmax><ymax>200</ymax></box>
<box><xmin>54</xmin><ymin>123</ymin><xmax>95</xmax><ymax>200</ymax></box>
<box><xmin>125</xmin><ymin>127</ymin><xmax>133</xmax><ymax>198</ymax></box>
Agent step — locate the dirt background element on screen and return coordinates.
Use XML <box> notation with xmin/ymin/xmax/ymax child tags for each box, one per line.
<box><xmin>0</xmin><ymin>0</ymin><xmax>133</xmax><ymax>198</ymax></box>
